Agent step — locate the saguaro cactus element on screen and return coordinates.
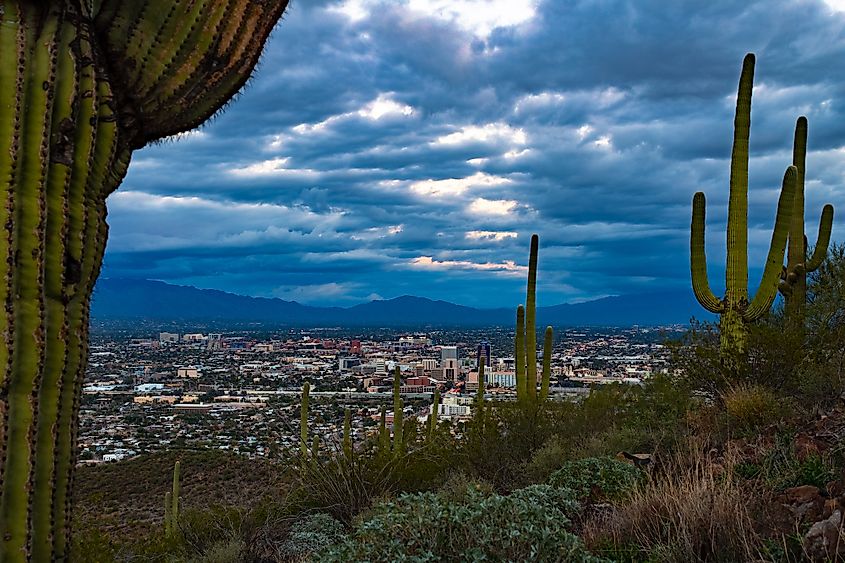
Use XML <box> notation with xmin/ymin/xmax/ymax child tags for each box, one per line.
<box><xmin>393</xmin><ymin>366</ymin><xmax>404</xmax><ymax>456</ymax></box>
<box><xmin>165</xmin><ymin>461</ymin><xmax>181</xmax><ymax>539</ymax></box>
<box><xmin>476</xmin><ymin>357</ymin><xmax>486</xmax><ymax>409</ymax></box>
<box><xmin>540</xmin><ymin>326</ymin><xmax>553</xmax><ymax>401</ymax></box>
<box><xmin>379</xmin><ymin>405</ymin><xmax>390</xmax><ymax>453</ymax></box>
<box><xmin>343</xmin><ymin>408</ymin><xmax>353</xmax><ymax>461</ymax></box>
<box><xmin>690</xmin><ymin>53</ymin><xmax>796</xmax><ymax>362</ymax></box>
<box><xmin>429</xmin><ymin>389</ymin><xmax>440</xmax><ymax>439</ymax></box>
<box><xmin>525</xmin><ymin>235</ymin><xmax>539</xmax><ymax>401</ymax></box>
<box><xmin>301</xmin><ymin>382</ymin><xmax>310</xmax><ymax>458</ymax></box>
<box><xmin>515</xmin><ymin>305</ymin><xmax>526</xmax><ymax>401</ymax></box>
<box><xmin>779</xmin><ymin>116</ymin><xmax>834</xmax><ymax>324</ymax></box>
<box><xmin>0</xmin><ymin>2</ymin><xmax>287</xmax><ymax>560</ymax></box>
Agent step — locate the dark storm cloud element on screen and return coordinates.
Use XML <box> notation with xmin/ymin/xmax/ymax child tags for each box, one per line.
<box><xmin>101</xmin><ymin>0</ymin><xmax>845</xmax><ymax>307</ymax></box>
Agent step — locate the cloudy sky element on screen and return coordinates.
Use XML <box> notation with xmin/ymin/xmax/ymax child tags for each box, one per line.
<box><xmin>101</xmin><ymin>0</ymin><xmax>845</xmax><ymax>308</ymax></box>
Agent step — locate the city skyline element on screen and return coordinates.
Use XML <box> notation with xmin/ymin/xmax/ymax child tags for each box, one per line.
<box><xmin>103</xmin><ymin>0</ymin><xmax>845</xmax><ymax>307</ymax></box>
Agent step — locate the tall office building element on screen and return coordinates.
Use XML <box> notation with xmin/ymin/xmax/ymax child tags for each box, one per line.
<box><xmin>440</xmin><ymin>346</ymin><xmax>459</xmax><ymax>381</ymax></box>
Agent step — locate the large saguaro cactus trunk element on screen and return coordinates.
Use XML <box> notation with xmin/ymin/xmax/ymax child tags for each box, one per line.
<box><xmin>0</xmin><ymin>2</ymin><xmax>287</xmax><ymax>561</ymax></box>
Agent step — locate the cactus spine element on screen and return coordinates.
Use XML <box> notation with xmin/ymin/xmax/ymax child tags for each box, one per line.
<box><xmin>300</xmin><ymin>382</ymin><xmax>310</xmax><ymax>458</ymax></box>
<box><xmin>343</xmin><ymin>408</ymin><xmax>353</xmax><ymax>460</ymax></box>
<box><xmin>429</xmin><ymin>389</ymin><xmax>440</xmax><ymax>439</ymax></box>
<box><xmin>690</xmin><ymin>53</ymin><xmax>796</xmax><ymax>363</ymax></box>
<box><xmin>780</xmin><ymin>116</ymin><xmax>834</xmax><ymax>325</ymax></box>
<box><xmin>515</xmin><ymin>305</ymin><xmax>526</xmax><ymax>402</ymax></box>
<box><xmin>540</xmin><ymin>326</ymin><xmax>553</xmax><ymax>401</ymax></box>
<box><xmin>0</xmin><ymin>3</ymin><xmax>287</xmax><ymax>559</ymax></box>
<box><xmin>393</xmin><ymin>366</ymin><xmax>404</xmax><ymax>456</ymax></box>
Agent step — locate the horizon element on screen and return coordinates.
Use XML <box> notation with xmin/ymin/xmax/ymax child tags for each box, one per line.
<box><xmin>102</xmin><ymin>1</ymin><xmax>845</xmax><ymax>308</ymax></box>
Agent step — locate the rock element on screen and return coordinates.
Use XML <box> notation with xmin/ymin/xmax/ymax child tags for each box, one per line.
<box><xmin>804</xmin><ymin>510</ymin><xmax>845</xmax><ymax>562</ymax></box>
<box><xmin>779</xmin><ymin>485</ymin><xmax>825</xmax><ymax>523</ymax></box>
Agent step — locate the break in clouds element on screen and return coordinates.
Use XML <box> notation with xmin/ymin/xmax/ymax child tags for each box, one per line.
<box><xmin>101</xmin><ymin>0</ymin><xmax>845</xmax><ymax>307</ymax></box>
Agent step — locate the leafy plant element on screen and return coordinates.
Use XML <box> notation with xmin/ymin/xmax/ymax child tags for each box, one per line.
<box><xmin>548</xmin><ymin>458</ymin><xmax>642</xmax><ymax>502</ymax></box>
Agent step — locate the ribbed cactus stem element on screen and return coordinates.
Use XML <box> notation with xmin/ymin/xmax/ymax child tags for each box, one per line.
<box><xmin>393</xmin><ymin>367</ymin><xmax>403</xmax><ymax>456</ymax></box>
<box><xmin>300</xmin><ymin>382</ymin><xmax>310</xmax><ymax>458</ymax></box>
<box><xmin>782</xmin><ymin>116</ymin><xmax>834</xmax><ymax>324</ymax></box>
<box><xmin>429</xmin><ymin>389</ymin><xmax>440</xmax><ymax>439</ymax></box>
<box><xmin>170</xmin><ymin>461</ymin><xmax>181</xmax><ymax>537</ymax></box>
<box><xmin>540</xmin><ymin>326</ymin><xmax>553</xmax><ymax>401</ymax></box>
<box><xmin>525</xmin><ymin>234</ymin><xmax>539</xmax><ymax>402</ymax></box>
<box><xmin>379</xmin><ymin>406</ymin><xmax>390</xmax><ymax>453</ymax></box>
<box><xmin>164</xmin><ymin>491</ymin><xmax>172</xmax><ymax>537</ymax></box>
<box><xmin>515</xmin><ymin>305</ymin><xmax>526</xmax><ymax>402</ymax></box>
<box><xmin>477</xmin><ymin>357</ymin><xmax>486</xmax><ymax>409</ymax></box>
<box><xmin>0</xmin><ymin>3</ymin><xmax>288</xmax><ymax>559</ymax></box>
<box><xmin>343</xmin><ymin>408</ymin><xmax>352</xmax><ymax>460</ymax></box>
<box><xmin>689</xmin><ymin>53</ymin><xmax>795</xmax><ymax>363</ymax></box>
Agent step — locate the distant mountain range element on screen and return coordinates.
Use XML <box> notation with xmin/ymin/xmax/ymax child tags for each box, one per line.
<box><xmin>91</xmin><ymin>278</ymin><xmax>711</xmax><ymax>327</ymax></box>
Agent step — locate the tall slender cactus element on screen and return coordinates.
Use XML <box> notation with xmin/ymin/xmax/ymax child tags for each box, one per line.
<box><xmin>343</xmin><ymin>408</ymin><xmax>352</xmax><ymax>461</ymax></box>
<box><xmin>525</xmin><ymin>234</ymin><xmax>539</xmax><ymax>402</ymax></box>
<box><xmin>0</xmin><ymin>2</ymin><xmax>288</xmax><ymax>559</ymax></box>
<box><xmin>429</xmin><ymin>389</ymin><xmax>440</xmax><ymax>440</ymax></box>
<box><xmin>540</xmin><ymin>326</ymin><xmax>553</xmax><ymax>401</ymax></box>
<box><xmin>779</xmin><ymin>116</ymin><xmax>834</xmax><ymax>325</ymax></box>
<box><xmin>393</xmin><ymin>366</ymin><xmax>404</xmax><ymax>457</ymax></box>
<box><xmin>379</xmin><ymin>405</ymin><xmax>390</xmax><ymax>454</ymax></box>
<box><xmin>690</xmin><ymin>53</ymin><xmax>796</xmax><ymax>363</ymax></box>
<box><xmin>300</xmin><ymin>382</ymin><xmax>310</xmax><ymax>459</ymax></box>
<box><xmin>167</xmin><ymin>460</ymin><xmax>181</xmax><ymax>539</ymax></box>
<box><xmin>515</xmin><ymin>305</ymin><xmax>526</xmax><ymax>401</ymax></box>
<box><xmin>164</xmin><ymin>491</ymin><xmax>172</xmax><ymax>538</ymax></box>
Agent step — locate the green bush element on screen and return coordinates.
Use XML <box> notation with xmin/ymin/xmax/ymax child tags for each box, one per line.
<box><xmin>315</xmin><ymin>485</ymin><xmax>605</xmax><ymax>562</ymax></box>
<box><xmin>280</xmin><ymin>513</ymin><xmax>345</xmax><ymax>560</ymax></box>
<box><xmin>548</xmin><ymin>457</ymin><xmax>642</xmax><ymax>502</ymax></box>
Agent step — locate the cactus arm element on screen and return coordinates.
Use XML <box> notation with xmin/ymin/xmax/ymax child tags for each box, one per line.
<box><xmin>725</xmin><ymin>54</ymin><xmax>754</xmax><ymax>310</ymax></box>
<box><xmin>787</xmin><ymin>117</ymin><xmax>808</xmax><ymax>276</ymax></box>
<box><xmin>540</xmin><ymin>327</ymin><xmax>553</xmax><ymax>401</ymax></box>
<box><xmin>515</xmin><ymin>305</ymin><xmax>526</xmax><ymax>402</ymax></box>
<box><xmin>745</xmin><ymin>166</ymin><xmax>798</xmax><ymax>321</ymax></box>
<box><xmin>806</xmin><ymin>204</ymin><xmax>834</xmax><ymax>272</ymax></box>
<box><xmin>525</xmin><ymin>234</ymin><xmax>539</xmax><ymax>401</ymax></box>
<box><xmin>93</xmin><ymin>0</ymin><xmax>289</xmax><ymax>148</ymax></box>
<box><xmin>300</xmin><ymin>382</ymin><xmax>309</xmax><ymax>458</ymax></box>
<box><xmin>691</xmin><ymin>192</ymin><xmax>725</xmax><ymax>314</ymax></box>
<box><xmin>311</xmin><ymin>435</ymin><xmax>320</xmax><ymax>462</ymax></box>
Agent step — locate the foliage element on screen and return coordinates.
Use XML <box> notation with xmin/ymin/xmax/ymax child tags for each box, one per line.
<box><xmin>722</xmin><ymin>384</ymin><xmax>783</xmax><ymax>434</ymax></box>
<box><xmin>548</xmin><ymin>458</ymin><xmax>642</xmax><ymax>502</ymax></box>
<box><xmin>316</xmin><ymin>485</ymin><xmax>603</xmax><ymax>562</ymax></box>
<box><xmin>279</xmin><ymin>513</ymin><xmax>345</xmax><ymax>561</ymax></box>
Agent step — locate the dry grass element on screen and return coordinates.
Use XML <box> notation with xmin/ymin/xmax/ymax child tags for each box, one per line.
<box><xmin>722</xmin><ymin>383</ymin><xmax>783</xmax><ymax>433</ymax></box>
<box><xmin>584</xmin><ymin>441</ymin><xmax>767</xmax><ymax>562</ymax></box>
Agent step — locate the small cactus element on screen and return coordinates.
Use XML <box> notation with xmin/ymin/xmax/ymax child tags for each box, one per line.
<box><xmin>164</xmin><ymin>461</ymin><xmax>181</xmax><ymax>539</ymax></box>
<box><xmin>393</xmin><ymin>367</ymin><xmax>404</xmax><ymax>457</ymax></box>
<box><xmin>343</xmin><ymin>408</ymin><xmax>353</xmax><ymax>460</ymax></box>
<box><xmin>301</xmin><ymin>382</ymin><xmax>310</xmax><ymax>458</ymax></box>
<box><xmin>515</xmin><ymin>305</ymin><xmax>526</xmax><ymax>402</ymax></box>
<box><xmin>429</xmin><ymin>389</ymin><xmax>440</xmax><ymax>439</ymax></box>
<box><xmin>379</xmin><ymin>406</ymin><xmax>390</xmax><ymax>454</ymax></box>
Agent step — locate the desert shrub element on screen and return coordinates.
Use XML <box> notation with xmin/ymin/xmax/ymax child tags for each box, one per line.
<box><xmin>279</xmin><ymin>513</ymin><xmax>345</xmax><ymax>561</ymax></box>
<box><xmin>722</xmin><ymin>384</ymin><xmax>784</xmax><ymax>433</ymax></box>
<box><xmin>586</xmin><ymin>452</ymin><xmax>765</xmax><ymax>562</ymax></box>
<box><xmin>316</xmin><ymin>485</ymin><xmax>603</xmax><ymax>562</ymax></box>
<box><xmin>548</xmin><ymin>457</ymin><xmax>642</xmax><ymax>502</ymax></box>
<box><xmin>436</xmin><ymin>471</ymin><xmax>495</xmax><ymax>502</ymax></box>
<box><xmin>186</xmin><ymin>539</ymin><xmax>245</xmax><ymax>563</ymax></box>
<box><xmin>735</xmin><ymin>434</ymin><xmax>837</xmax><ymax>491</ymax></box>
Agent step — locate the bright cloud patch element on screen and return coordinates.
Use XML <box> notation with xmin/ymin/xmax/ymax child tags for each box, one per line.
<box><xmin>466</xmin><ymin>230</ymin><xmax>518</xmax><ymax>241</ymax></box>
<box><xmin>409</xmin><ymin>172</ymin><xmax>511</xmax><ymax>197</ymax></box>
<box><xmin>434</xmin><ymin>122</ymin><xmax>527</xmax><ymax>146</ymax></box>
<box><xmin>409</xmin><ymin>256</ymin><xmax>527</xmax><ymax>275</ymax></box>
<box><xmin>468</xmin><ymin>198</ymin><xmax>518</xmax><ymax>215</ymax></box>
<box><xmin>292</xmin><ymin>94</ymin><xmax>415</xmax><ymax>135</ymax></box>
